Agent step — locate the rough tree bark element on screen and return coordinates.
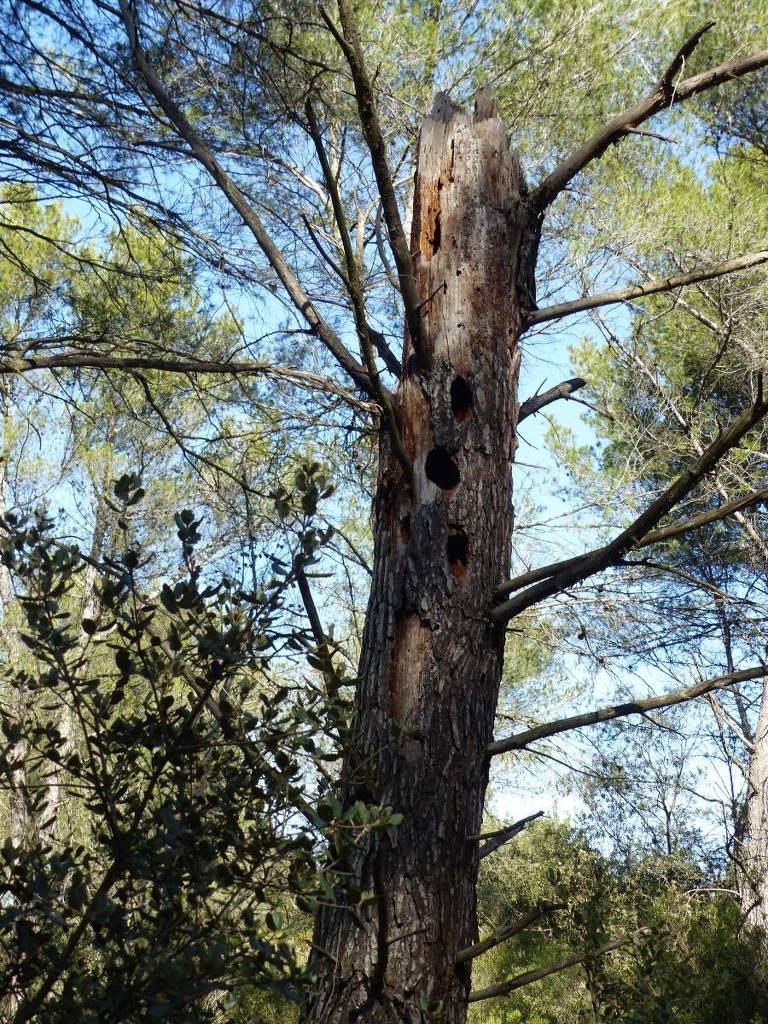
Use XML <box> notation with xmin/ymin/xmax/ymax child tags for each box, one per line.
<box><xmin>742</xmin><ymin>686</ymin><xmax>768</xmax><ymax>938</ymax></box>
<box><xmin>306</xmin><ymin>94</ymin><xmax>535</xmax><ymax>1024</ymax></box>
<box><xmin>0</xmin><ymin>397</ymin><xmax>27</xmax><ymax>849</ymax></box>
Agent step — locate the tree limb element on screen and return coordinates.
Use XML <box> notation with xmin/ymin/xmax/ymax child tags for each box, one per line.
<box><xmin>117</xmin><ymin>0</ymin><xmax>373</xmax><ymax>397</ymax></box>
<box><xmin>369</xmin><ymin>329</ymin><xmax>402</xmax><ymax>378</ymax></box>
<box><xmin>295</xmin><ymin>568</ymin><xmax>331</xmax><ymax>653</ymax></box>
<box><xmin>304</xmin><ymin>97</ymin><xmax>410</xmax><ymax>472</ymax></box>
<box><xmin>531</xmin><ymin>23</ymin><xmax>768</xmax><ymax>210</ymax></box>
<box><xmin>374</xmin><ymin>200</ymin><xmax>403</xmax><ymax>295</ymax></box>
<box><xmin>496</xmin><ymin>486</ymin><xmax>768</xmax><ymax>601</ymax></box>
<box><xmin>518</xmin><ymin>378</ymin><xmax>587</xmax><ymax>422</ymax></box>
<box><xmin>488</xmin><ymin>665</ymin><xmax>768</xmax><ymax>757</ymax></box>
<box><xmin>492</xmin><ymin>388</ymin><xmax>768</xmax><ymax>622</ymax></box>
<box><xmin>527</xmin><ymin>250</ymin><xmax>768</xmax><ymax>325</ymax></box>
<box><xmin>329</xmin><ymin>1</ymin><xmax>428</xmax><ymax>369</ymax></box>
<box><xmin>468</xmin><ymin>810</ymin><xmax>544</xmax><ymax>859</ymax></box>
<box><xmin>640</xmin><ymin>487</ymin><xmax>768</xmax><ymax>545</ymax></box>
<box><xmin>0</xmin><ymin>351</ymin><xmax>372</xmax><ymax>409</ymax></box>
<box><xmin>468</xmin><ymin>929</ymin><xmax>650</xmax><ymax>1002</ymax></box>
<box><xmin>456</xmin><ymin>902</ymin><xmax>562</xmax><ymax>964</ymax></box>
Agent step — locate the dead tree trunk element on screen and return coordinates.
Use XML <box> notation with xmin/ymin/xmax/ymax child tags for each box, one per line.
<box><xmin>307</xmin><ymin>95</ymin><xmax>536</xmax><ymax>1024</ymax></box>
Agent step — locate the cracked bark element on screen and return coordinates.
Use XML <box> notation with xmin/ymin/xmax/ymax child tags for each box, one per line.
<box><xmin>742</xmin><ymin>688</ymin><xmax>768</xmax><ymax>942</ymax></box>
<box><xmin>305</xmin><ymin>95</ymin><xmax>535</xmax><ymax>1024</ymax></box>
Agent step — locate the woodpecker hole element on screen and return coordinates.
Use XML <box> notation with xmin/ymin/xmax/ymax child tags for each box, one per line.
<box><xmin>447</xmin><ymin>527</ymin><xmax>468</xmax><ymax>579</ymax></box>
<box><xmin>400</xmin><ymin>514</ymin><xmax>411</xmax><ymax>543</ymax></box>
<box><xmin>450</xmin><ymin>376</ymin><xmax>473</xmax><ymax>422</ymax></box>
<box><xmin>406</xmin><ymin>353</ymin><xmax>420</xmax><ymax>376</ymax></box>
<box><xmin>431</xmin><ymin>210</ymin><xmax>441</xmax><ymax>254</ymax></box>
<box><xmin>425</xmin><ymin>447</ymin><xmax>460</xmax><ymax>490</ymax></box>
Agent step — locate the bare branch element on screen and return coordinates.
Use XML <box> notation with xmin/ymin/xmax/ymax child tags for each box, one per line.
<box><xmin>369</xmin><ymin>329</ymin><xmax>402</xmax><ymax>378</ymax></box>
<box><xmin>497</xmin><ymin>487</ymin><xmax>768</xmax><ymax>601</ymax></box>
<box><xmin>468</xmin><ymin>929</ymin><xmax>650</xmax><ymax>1002</ymax></box>
<box><xmin>492</xmin><ymin>390</ymin><xmax>768</xmax><ymax>622</ymax></box>
<box><xmin>518</xmin><ymin>378</ymin><xmax>587</xmax><ymax>422</ymax></box>
<box><xmin>300</xmin><ymin>211</ymin><xmax>350</xmax><ymax>285</ymax></box>
<box><xmin>330</xmin><ymin>0</ymin><xmax>428</xmax><ymax>368</ymax></box>
<box><xmin>532</xmin><ymin>24</ymin><xmax>768</xmax><ymax>210</ymax></box>
<box><xmin>467</xmin><ymin>810</ymin><xmax>544</xmax><ymax>859</ymax></box>
<box><xmin>659</xmin><ymin>21</ymin><xmax>717</xmax><ymax>95</ymax></box>
<box><xmin>526</xmin><ymin>251</ymin><xmax>768</xmax><ymax>325</ymax></box>
<box><xmin>374</xmin><ymin>200</ymin><xmax>402</xmax><ymax>295</ymax></box>
<box><xmin>488</xmin><ymin>665</ymin><xmax>768</xmax><ymax>758</ymax></box>
<box><xmin>0</xmin><ymin>351</ymin><xmax>372</xmax><ymax>409</ymax></box>
<box><xmin>640</xmin><ymin>488</ymin><xmax>768</xmax><ymax>545</ymax></box>
<box><xmin>304</xmin><ymin>97</ymin><xmax>411</xmax><ymax>473</ymax></box>
<box><xmin>456</xmin><ymin>902</ymin><xmax>562</xmax><ymax>964</ymax></box>
<box><xmin>117</xmin><ymin>0</ymin><xmax>373</xmax><ymax>397</ymax></box>
<box><xmin>295</xmin><ymin>569</ymin><xmax>330</xmax><ymax>654</ymax></box>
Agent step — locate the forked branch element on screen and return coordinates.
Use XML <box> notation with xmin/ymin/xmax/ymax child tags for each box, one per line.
<box><xmin>492</xmin><ymin>388</ymin><xmax>768</xmax><ymax>622</ymax></box>
<box><xmin>469</xmin><ymin>810</ymin><xmax>545</xmax><ymax>860</ymax></box>
<box><xmin>518</xmin><ymin>378</ymin><xmax>587</xmax><ymax>421</ymax></box>
<box><xmin>496</xmin><ymin>486</ymin><xmax>768</xmax><ymax>602</ymax></box>
<box><xmin>488</xmin><ymin>665</ymin><xmax>768</xmax><ymax>757</ymax></box>
<box><xmin>532</xmin><ymin>23</ymin><xmax>768</xmax><ymax>210</ymax></box>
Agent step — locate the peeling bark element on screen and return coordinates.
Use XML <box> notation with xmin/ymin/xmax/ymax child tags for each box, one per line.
<box><xmin>306</xmin><ymin>94</ymin><xmax>536</xmax><ymax>1024</ymax></box>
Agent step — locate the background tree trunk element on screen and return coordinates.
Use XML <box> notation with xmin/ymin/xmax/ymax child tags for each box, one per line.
<box><xmin>0</xmin><ymin>388</ymin><xmax>28</xmax><ymax>850</ymax></box>
<box><xmin>307</xmin><ymin>95</ymin><xmax>535</xmax><ymax>1024</ymax></box>
<box><xmin>742</xmin><ymin>687</ymin><xmax>768</xmax><ymax>938</ymax></box>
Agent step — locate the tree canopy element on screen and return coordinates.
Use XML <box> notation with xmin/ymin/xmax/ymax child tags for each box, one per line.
<box><xmin>0</xmin><ymin>2</ymin><xmax>767</xmax><ymax>1022</ymax></box>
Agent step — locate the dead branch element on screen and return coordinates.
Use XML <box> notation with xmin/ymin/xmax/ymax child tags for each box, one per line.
<box><xmin>518</xmin><ymin>378</ymin><xmax>587</xmax><ymax>422</ymax></box>
<box><xmin>374</xmin><ymin>200</ymin><xmax>402</xmax><ymax>294</ymax></box>
<box><xmin>469</xmin><ymin>810</ymin><xmax>545</xmax><ymax>860</ymax></box>
<box><xmin>456</xmin><ymin>902</ymin><xmax>563</xmax><ymax>964</ymax></box>
<box><xmin>532</xmin><ymin>24</ymin><xmax>768</xmax><ymax>210</ymax></box>
<box><xmin>468</xmin><ymin>929</ymin><xmax>650</xmax><ymax>1002</ymax></box>
<box><xmin>527</xmin><ymin>251</ymin><xmax>768</xmax><ymax>325</ymax></box>
<box><xmin>492</xmin><ymin>389</ymin><xmax>768</xmax><ymax>622</ymax></box>
<box><xmin>488</xmin><ymin>665</ymin><xmax>768</xmax><ymax>757</ymax></box>
<box><xmin>369</xmin><ymin>329</ymin><xmax>402</xmax><ymax>378</ymax></box>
